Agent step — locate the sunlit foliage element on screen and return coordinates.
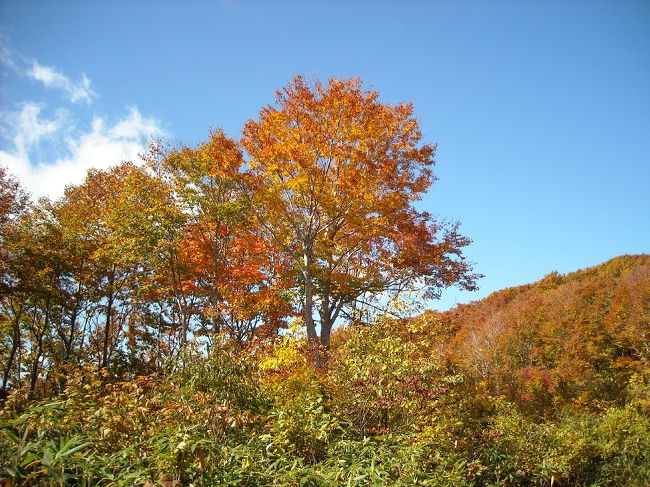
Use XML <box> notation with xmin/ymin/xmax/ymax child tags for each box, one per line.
<box><xmin>0</xmin><ymin>76</ymin><xmax>648</xmax><ymax>485</ymax></box>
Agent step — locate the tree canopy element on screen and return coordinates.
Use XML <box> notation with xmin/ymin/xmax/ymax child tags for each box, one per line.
<box><xmin>242</xmin><ymin>76</ymin><xmax>479</xmax><ymax>347</ymax></box>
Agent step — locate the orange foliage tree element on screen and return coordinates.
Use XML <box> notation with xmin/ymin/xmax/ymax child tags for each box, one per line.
<box><xmin>242</xmin><ymin>76</ymin><xmax>479</xmax><ymax>348</ymax></box>
<box><xmin>56</xmin><ymin>163</ymin><xmax>170</xmax><ymax>370</ymax></box>
<box><xmin>154</xmin><ymin>131</ymin><xmax>293</xmax><ymax>346</ymax></box>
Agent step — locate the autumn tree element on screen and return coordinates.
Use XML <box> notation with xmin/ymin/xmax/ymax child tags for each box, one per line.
<box><xmin>0</xmin><ymin>166</ymin><xmax>30</xmax><ymax>294</ymax></box>
<box><xmin>153</xmin><ymin>132</ymin><xmax>292</xmax><ymax>347</ymax></box>
<box><xmin>1</xmin><ymin>194</ymin><xmax>93</xmax><ymax>398</ymax></box>
<box><xmin>0</xmin><ymin>167</ymin><xmax>31</xmax><ymax>398</ymax></box>
<box><xmin>0</xmin><ymin>166</ymin><xmax>29</xmax><ymax>238</ymax></box>
<box><xmin>55</xmin><ymin>163</ymin><xmax>171</xmax><ymax>372</ymax></box>
<box><xmin>0</xmin><ymin>169</ymin><xmax>85</xmax><ymax>398</ymax></box>
<box><xmin>242</xmin><ymin>77</ymin><xmax>479</xmax><ymax>348</ymax></box>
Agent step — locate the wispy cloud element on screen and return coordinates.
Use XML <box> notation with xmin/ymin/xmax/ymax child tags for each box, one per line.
<box><xmin>0</xmin><ymin>39</ymin><xmax>97</xmax><ymax>105</ymax></box>
<box><xmin>0</xmin><ymin>42</ymin><xmax>16</xmax><ymax>69</ymax></box>
<box><xmin>1</xmin><ymin>105</ymin><xmax>165</xmax><ymax>199</ymax></box>
<box><xmin>0</xmin><ymin>40</ymin><xmax>167</xmax><ymax>198</ymax></box>
<box><xmin>27</xmin><ymin>61</ymin><xmax>96</xmax><ymax>104</ymax></box>
<box><xmin>6</xmin><ymin>102</ymin><xmax>64</xmax><ymax>154</ymax></box>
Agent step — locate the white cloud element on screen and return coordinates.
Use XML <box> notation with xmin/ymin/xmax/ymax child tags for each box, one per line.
<box><xmin>0</xmin><ymin>43</ymin><xmax>16</xmax><ymax>69</ymax></box>
<box><xmin>7</xmin><ymin>102</ymin><xmax>64</xmax><ymax>153</ymax></box>
<box><xmin>1</xmin><ymin>42</ymin><xmax>167</xmax><ymax>199</ymax></box>
<box><xmin>28</xmin><ymin>61</ymin><xmax>96</xmax><ymax>104</ymax></box>
<box><xmin>0</xmin><ymin>105</ymin><xmax>164</xmax><ymax>199</ymax></box>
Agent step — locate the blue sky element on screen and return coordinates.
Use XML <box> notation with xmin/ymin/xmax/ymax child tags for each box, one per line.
<box><xmin>1</xmin><ymin>1</ymin><xmax>648</xmax><ymax>310</ymax></box>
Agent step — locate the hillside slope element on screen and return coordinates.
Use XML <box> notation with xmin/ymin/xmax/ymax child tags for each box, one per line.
<box><xmin>433</xmin><ymin>254</ymin><xmax>650</xmax><ymax>413</ymax></box>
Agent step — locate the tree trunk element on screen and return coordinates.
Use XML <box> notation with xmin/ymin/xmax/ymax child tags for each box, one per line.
<box><xmin>211</xmin><ymin>236</ymin><xmax>222</xmax><ymax>336</ymax></box>
<box><xmin>211</xmin><ymin>292</ymin><xmax>221</xmax><ymax>335</ymax></box>
<box><xmin>64</xmin><ymin>309</ymin><xmax>78</xmax><ymax>361</ymax></box>
<box><xmin>181</xmin><ymin>314</ymin><xmax>190</xmax><ymax>347</ymax></box>
<box><xmin>1</xmin><ymin>308</ymin><xmax>22</xmax><ymax>400</ymax></box>
<box><xmin>303</xmin><ymin>248</ymin><xmax>317</xmax><ymax>344</ymax></box>
<box><xmin>101</xmin><ymin>275</ymin><xmax>115</xmax><ymax>370</ymax></box>
<box><xmin>57</xmin><ymin>307</ymin><xmax>79</xmax><ymax>393</ymax></box>
<box><xmin>29</xmin><ymin>303</ymin><xmax>50</xmax><ymax>398</ymax></box>
<box><xmin>319</xmin><ymin>279</ymin><xmax>332</xmax><ymax>349</ymax></box>
<box><xmin>320</xmin><ymin>319</ymin><xmax>332</xmax><ymax>349</ymax></box>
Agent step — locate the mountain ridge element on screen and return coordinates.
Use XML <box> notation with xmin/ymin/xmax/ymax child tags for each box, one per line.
<box><xmin>422</xmin><ymin>253</ymin><xmax>649</xmax><ymax>413</ymax></box>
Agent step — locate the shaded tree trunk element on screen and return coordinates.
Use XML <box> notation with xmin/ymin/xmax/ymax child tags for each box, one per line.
<box><xmin>1</xmin><ymin>307</ymin><xmax>22</xmax><ymax>400</ymax></box>
<box><xmin>101</xmin><ymin>273</ymin><xmax>115</xmax><ymax>370</ymax></box>
<box><xmin>29</xmin><ymin>302</ymin><xmax>51</xmax><ymax>398</ymax></box>
<box><xmin>302</xmin><ymin>247</ymin><xmax>317</xmax><ymax>344</ymax></box>
<box><xmin>319</xmin><ymin>279</ymin><xmax>331</xmax><ymax>348</ymax></box>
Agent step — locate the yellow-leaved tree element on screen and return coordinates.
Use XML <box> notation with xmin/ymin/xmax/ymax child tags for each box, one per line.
<box><xmin>242</xmin><ymin>77</ymin><xmax>479</xmax><ymax>348</ymax></box>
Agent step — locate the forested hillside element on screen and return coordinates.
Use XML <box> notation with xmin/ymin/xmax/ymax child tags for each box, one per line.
<box><xmin>439</xmin><ymin>254</ymin><xmax>649</xmax><ymax>416</ymax></box>
<box><xmin>1</xmin><ymin>256</ymin><xmax>648</xmax><ymax>486</ymax></box>
<box><xmin>1</xmin><ymin>77</ymin><xmax>648</xmax><ymax>486</ymax></box>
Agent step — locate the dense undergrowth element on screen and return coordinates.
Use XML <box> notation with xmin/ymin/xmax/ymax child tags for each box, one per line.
<box><xmin>2</xmin><ymin>255</ymin><xmax>650</xmax><ymax>486</ymax></box>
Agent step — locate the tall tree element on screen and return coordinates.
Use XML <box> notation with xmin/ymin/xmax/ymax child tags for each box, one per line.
<box><xmin>0</xmin><ymin>167</ymin><xmax>30</xmax><ymax>399</ymax></box>
<box><xmin>56</xmin><ymin>163</ymin><xmax>166</xmax><ymax>371</ymax></box>
<box><xmin>242</xmin><ymin>76</ymin><xmax>479</xmax><ymax>348</ymax></box>
<box><xmin>154</xmin><ymin>132</ymin><xmax>292</xmax><ymax>346</ymax></box>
